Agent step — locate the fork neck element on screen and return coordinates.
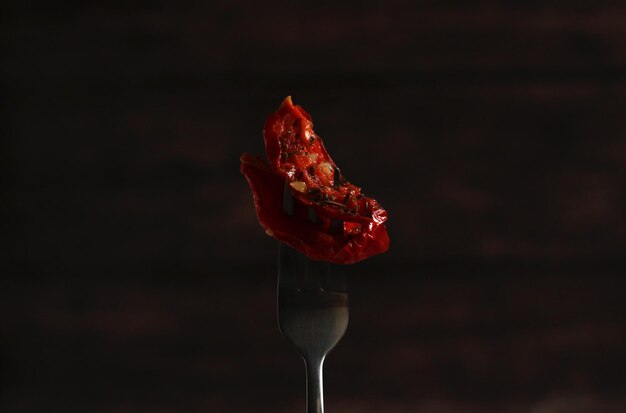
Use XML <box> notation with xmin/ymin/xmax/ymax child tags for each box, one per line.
<box><xmin>305</xmin><ymin>356</ymin><xmax>325</xmax><ymax>413</ymax></box>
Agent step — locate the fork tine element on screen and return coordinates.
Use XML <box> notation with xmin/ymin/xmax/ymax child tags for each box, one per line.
<box><xmin>302</xmin><ymin>259</ymin><xmax>328</xmax><ymax>292</ymax></box>
<box><xmin>330</xmin><ymin>218</ymin><xmax>343</xmax><ymax>234</ymax></box>
<box><xmin>324</xmin><ymin>270</ymin><xmax>347</xmax><ymax>293</ymax></box>
<box><xmin>283</xmin><ymin>182</ymin><xmax>294</xmax><ymax>216</ymax></box>
<box><xmin>280</xmin><ymin>183</ymin><xmax>305</xmax><ymax>291</ymax></box>
<box><xmin>279</xmin><ymin>244</ymin><xmax>305</xmax><ymax>291</ymax></box>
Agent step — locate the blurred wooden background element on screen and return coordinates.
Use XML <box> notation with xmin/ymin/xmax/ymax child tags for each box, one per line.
<box><xmin>2</xmin><ymin>1</ymin><xmax>626</xmax><ymax>412</ymax></box>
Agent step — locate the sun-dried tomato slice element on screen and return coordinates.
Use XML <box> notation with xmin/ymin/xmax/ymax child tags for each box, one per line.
<box><xmin>241</xmin><ymin>97</ymin><xmax>389</xmax><ymax>264</ymax></box>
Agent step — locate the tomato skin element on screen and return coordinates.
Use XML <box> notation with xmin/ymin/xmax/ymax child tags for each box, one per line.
<box><xmin>241</xmin><ymin>97</ymin><xmax>389</xmax><ymax>264</ymax></box>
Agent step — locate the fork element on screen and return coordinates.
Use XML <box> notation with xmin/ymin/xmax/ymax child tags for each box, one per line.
<box><xmin>278</xmin><ymin>187</ymin><xmax>349</xmax><ymax>413</ymax></box>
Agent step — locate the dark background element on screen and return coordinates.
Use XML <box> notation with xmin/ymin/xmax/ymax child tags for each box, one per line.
<box><xmin>2</xmin><ymin>1</ymin><xmax>626</xmax><ymax>412</ymax></box>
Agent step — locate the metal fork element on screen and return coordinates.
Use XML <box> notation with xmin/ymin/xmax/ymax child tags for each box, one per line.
<box><xmin>278</xmin><ymin>187</ymin><xmax>349</xmax><ymax>413</ymax></box>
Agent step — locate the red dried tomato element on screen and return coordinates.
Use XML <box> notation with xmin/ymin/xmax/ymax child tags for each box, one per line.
<box><xmin>240</xmin><ymin>97</ymin><xmax>389</xmax><ymax>264</ymax></box>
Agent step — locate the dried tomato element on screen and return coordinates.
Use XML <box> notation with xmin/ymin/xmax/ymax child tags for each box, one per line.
<box><xmin>241</xmin><ymin>97</ymin><xmax>389</xmax><ymax>264</ymax></box>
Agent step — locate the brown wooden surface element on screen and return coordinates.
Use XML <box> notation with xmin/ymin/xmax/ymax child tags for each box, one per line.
<box><xmin>2</xmin><ymin>1</ymin><xmax>626</xmax><ymax>412</ymax></box>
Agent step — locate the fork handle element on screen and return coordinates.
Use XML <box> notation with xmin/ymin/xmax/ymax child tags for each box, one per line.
<box><xmin>305</xmin><ymin>357</ymin><xmax>324</xmax><ymax>413</ymax></box>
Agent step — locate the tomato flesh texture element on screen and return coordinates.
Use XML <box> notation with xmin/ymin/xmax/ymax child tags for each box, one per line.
<box><xmin>263</xmin><ymin>97</ymin><xmax>388</xmax><ymax>231</ymax></box>
<box><xmin>240</xmin><ymin>154</ymin><xmax>389</xmax><ymax>264</ymax></box>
